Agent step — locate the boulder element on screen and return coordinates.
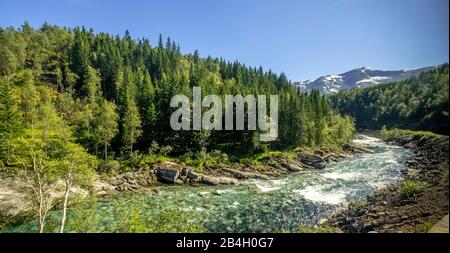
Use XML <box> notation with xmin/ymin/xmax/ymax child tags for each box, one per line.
<box><xmin>201</xmin><ymin>176</ymin><xmax>238</xmax><ymax>185</ymax></box>
<box><xmin>0</xmin><ymin>190</ymin><xmax>29</xmax><ymax>217</ymax></box>
<box><xmin>202</xmin><ymin>176</ymin><xmax>219</xmax><ymax>186</ymax></box>
<box><xmin>155</xmin><ymin>168</ymin><xmax>180</xmax><ymax>183</ymax></box>
<box><xmin>300</xmin><ymin>154</ymin><xmax>326</xmax><ymax>169</ymax></box>
<box><xmin>154</xmin><ymin>162</ymin><xmax>183</xmax><ymax>184</ymax></box>
<box><xmin>95</xmin><ymin>190</ymin><xmax>108</xmax><ymax>197</ymax></box>
<box><xmin>323</xmin><ymin>153</ymin><xmax>340</xmax><ymax>163</ymax></box>
<box><xmin>280</xmin><ymin>162</ymin><xmax>303</xmax><ymax>172</ymax></box>
<box><xmin>343</xmin><ymin>144</ymin><xmax>375</xmax><ymax>154</ymax></box>
<box><xmin>216</xmin><ymin>177</ymin><xmax>239</xmax><ymax>185</ymax></box>
<box><xmin>187</xmin><ymin>171</ymin><xmax>201</xmax><ymax>181</ymax></box>
<box><xmin>92</xmin><ymin>180</ymin><xmax>115</xmax><ymax>194</ymax></box>
<box><xmin>221</xmin><ymin>167</ymin><xmax>270</xmax><ymax>180</ymax></box>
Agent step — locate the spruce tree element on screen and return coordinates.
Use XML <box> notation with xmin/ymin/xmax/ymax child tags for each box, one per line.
<box><xmin>0</xmin><ymin>79</ymin><xmax>23</xmax><ymax>140</ymax></box>
<box><xmin>93</xmin><ymin>99</ymin><xmax>119</xmax><ymax>162</ymax></box>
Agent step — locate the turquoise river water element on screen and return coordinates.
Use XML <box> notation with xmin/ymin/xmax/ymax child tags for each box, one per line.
<box><xmin>5</xmin><ymin>135</ymin><xmax>413</xmax><ymax>232</ymax></box>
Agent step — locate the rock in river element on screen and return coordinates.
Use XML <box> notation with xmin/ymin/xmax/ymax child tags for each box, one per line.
<box><xmin>154</xmin><ymin>162</ymin><xmax>182</xmax><ymax>184</ymax></box>
<box><xmin>299</xmin><ymin>154</ymin><xmax>327</xmax><ymax>169</ymax></box>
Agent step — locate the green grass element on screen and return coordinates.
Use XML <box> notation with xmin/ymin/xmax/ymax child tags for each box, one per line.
<box><xmin>422</xmin><ymin>221</ymin><xmax>435</xmax><ymax>232</ymax></box>
<box><xmin>380</xmin><ymin>127</ymin><xmax>441</xmax><ymax>141</ymax></box>
<box><xmin>399</xmin><ymin>180</ymin><xmax>427</xmax><ymax>199</ymax></box>
<box><xmin>238</xmin><ymin>150</ymin><xmax>297</xmax><ymax>165</ymax></box>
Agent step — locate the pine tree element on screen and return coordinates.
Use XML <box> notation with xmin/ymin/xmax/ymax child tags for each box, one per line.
<box><xmin>93</xmin><ymin>99</ymin><xmax>119</xmax><ymax>162</ymax></box>
<box><xmin>158</xmin><ymin>34</ymin><xmax>164</xmax><ymax>49</ymax></box>
<box><xmin>122</xmin><ymin>97</ymin><xmax>142</xmax><ymax>154</ymax></box>
<box><xmin>137</xmin><ymin>70</ymin><xmax>157</xmax><ymax>146</ymax></box>
<box><xmin>20</xmin><ymin>77</ymin><xmax>39</xmax><ymax>128</ymax></box>
<box><xmin>0</xmin><ymin>79</ymin><xmax>22</xmax><ymax>140</ymax></box>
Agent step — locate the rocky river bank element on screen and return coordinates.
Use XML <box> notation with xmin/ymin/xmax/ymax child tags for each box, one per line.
<box><xmin>327</xmin><ymin>132</ymin><xmax>449</xmax><ymax>233</ymax></box>
<box><xmin>99</xmin><ymin>142</ymin><xmax>374</xmax><ymax>191</ymax></box>
<box><xmin>1</xmin><ymin>141</ymin><xmax>373</xmax><ymax>225</ymax></box>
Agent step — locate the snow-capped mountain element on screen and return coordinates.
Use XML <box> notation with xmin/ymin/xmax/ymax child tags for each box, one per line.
<box><xmin>295</xmin><ymin>65</ymin><xmax>439</xmax><ymax>94</ymax></box>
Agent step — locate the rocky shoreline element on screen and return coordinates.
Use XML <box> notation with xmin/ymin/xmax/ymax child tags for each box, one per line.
<box><xmin>100</xmin><ymin>141</ymin><xmax>374</xmax><ymax>192</ymax></box>
<box><xmin>327</xmin><ymin>133</ymin><xmax>449</xmax><ymax>233</ymax></box>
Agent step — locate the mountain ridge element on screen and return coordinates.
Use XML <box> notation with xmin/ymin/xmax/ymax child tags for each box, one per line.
<box><xmin>295</xmin><ymin>65</ymin><xmax>442</xmax><ymax>94</ymax></box>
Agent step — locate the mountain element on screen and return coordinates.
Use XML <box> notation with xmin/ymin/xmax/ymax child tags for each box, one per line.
<box><xmin>295</xmin><ymin>65</ymin><xmax>440</xmax><ymax>94</ymax></box>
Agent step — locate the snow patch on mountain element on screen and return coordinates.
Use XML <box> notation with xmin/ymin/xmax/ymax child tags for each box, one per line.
<box><xmin>294</xmin><ymin>65</ymin><xmax>439</xmax><ymax>94</ymax></box>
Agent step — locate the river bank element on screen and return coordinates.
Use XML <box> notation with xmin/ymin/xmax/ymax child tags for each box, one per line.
<box><xmin>0</xmin><ymin>140</ymin><xmax>373</xmax><ymax>227</ymax></box>
<box><xmin>327</xmin><ymin>130</ymin><xmax>449</xmax><ymax>233</ymax></box>
<box><xmin>4</xmin><ymin>133</ymin><xmax>415</xmax><ymax>232</ymax></box>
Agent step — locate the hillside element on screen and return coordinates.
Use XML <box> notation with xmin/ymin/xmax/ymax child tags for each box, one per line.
<box><xmin>329</xmin><ymin>64</ymin><xmax>449</xmax><ymax>134</ymax></box>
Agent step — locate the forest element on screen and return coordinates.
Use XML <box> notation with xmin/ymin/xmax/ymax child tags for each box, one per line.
<box><xmin>0</xmin><ymin>22</ymin><xmax>447</xmax><ymax>234</ymax></box>
<box><xmin>0</xmin><ymin>23</ymin><xmax>358</xmax><ymax>232</ymax></box>
<box><xmin>330</xmin><ymin>64</ymin><xmax>449</xmax><ymax>135</ymax></box>
<box><xmin>0</xmin><ymin>22</ymin><xmax>356</xmax><ymax>166</ymax></box>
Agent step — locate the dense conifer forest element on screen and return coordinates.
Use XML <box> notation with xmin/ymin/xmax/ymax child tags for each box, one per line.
<box><xmin>0</xmin><ymin>23</ymin><xmax>355</xmax><ymax>172</ymax></box>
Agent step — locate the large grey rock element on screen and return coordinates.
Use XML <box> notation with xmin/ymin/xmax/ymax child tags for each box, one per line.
<box><xmin>221</xmin><ymin>167</ymin><xmax>270</xmax><ymax>180</ymax></box>
<box><xmin>216</xmin><ymin>177</ymin><xmax>238</xmax><ymax>185</ymax></box>
<box><xmin>187</xmin><ymin>171</ymin><xmax>201</xmax><ymax>181</ymax></box>
<box><xmin>202</xmin><ymin>176</ymin><xmax>219</xmax><ymax>186</ymax></box>
<box><xmin>92</xmin><ymin>180</ymin><xmax>115</xmax><ymax>195</ymax></box>
<box><xmin>201</xmin><ymin>175</ymin><xmax>238</xmax><ymax>186</ymax></box>
<box><xmin>154</xmin><ymin>162</ymin><xmax>182</xmax><ymax>183</ymax></box>
<box><xmin>280</xmin><ymin>162</ymin><xmax>303</xmax><ymax>172</ymax></box>
<box><xmin>300</xmin><ymin>154</ymin><xmax>326</xmax><ymax>169</ymax></box>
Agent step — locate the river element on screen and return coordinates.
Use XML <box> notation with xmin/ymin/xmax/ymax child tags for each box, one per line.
<box><xmin>5</xmin><ymin>135</ymin><xmax>414</xmax><ymax>232</ymax></box>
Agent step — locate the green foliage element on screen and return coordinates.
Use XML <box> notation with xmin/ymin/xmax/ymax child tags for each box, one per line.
<box><xmin>22</xmin><ymin>197</ymin><xmax>101</xmax><ymax>233</ymax></box>
<box><xmin>0</xmin><ymin>23</ymin><xmax>356</xmax><ymax>165</ymax></box>
<box><xmin>422</xmin><ymin>221</ymin><xmax>434</xmax><ymax>232</ymax></box>
<box><xmin>93</xmin><ymin>99</ymin><xmax>119</xmax><ymax>161</ymax></box>
<box><xmin>180</xmin><ymin>148</ymin><xmax>229</xmax><ymax>172</ymax></box>
<box><xmin>399</xmin><ymin>180</ymin><xmax>427</xmax><ymax>199</ymax></box>
<box><xmin>330</xmin><ymin>64</ymin><xmax>449</xmax><ymax>134</ymax></box>
<box><xmin>98</xmin><ymin>159</ymin><xmax>121</xmax><ymax>174</ymax></box>
<box><xmin>0</xmin><ymin>79</ymin><xmax>23</xmax><ymax>140</ymax></box>
<box><xmin>380</xmin><ymin>127</ymin><xmax>441</xmax><ymax>145</ymax></box>
<box><xmin>237</xmin><ymin>150</ymin><xmax>296</xmax><ymax>166</ymax></box>
<box><xmin>137</xmin><ymin>141</ymin><xmax>174</xmax><ymax>166</ymax></box>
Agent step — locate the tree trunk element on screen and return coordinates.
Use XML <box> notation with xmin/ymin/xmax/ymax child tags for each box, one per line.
<box><xmin>60</xmin><ymin>177</ymin><xmax>71</xmax><ymax>233</ymax></box>
<box><xmin>130</xmin><ymin>130</ymin><xmax>133</xmax><ymax>155</ymax></box>
<box><xmin>104</xmin><ymin>141</ymin><xmax>108</xmax><ymax>162</ymax></box>
<box><xmin>39</xmin><ymin>204</ymin><xmax>44</xmax><ymax>233</ymax></box>
<box><xmin>38</xmin><ymin>175</ymin><xmax>44</xmax><ymax>233</ymax></box>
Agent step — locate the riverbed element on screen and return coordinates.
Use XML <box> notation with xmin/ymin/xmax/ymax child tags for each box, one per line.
<box><xmin>5</xmin><ymin>135</ymin><xmax>414</xmax><ymax>232</ymax></box>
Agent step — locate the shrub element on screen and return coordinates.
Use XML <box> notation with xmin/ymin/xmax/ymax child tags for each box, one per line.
<box><xmin>422</xmin><ymin>221</ymin><xmax>434</xmax><ymax>232</ymax></box>
<box><xmin>399</xmin><ymin>180</ymin><xmax>427</xmax><ymax>199</ymax></box>
<box><xmin>98</xmin><ymin>160</ymin><xmax>120</xmax><ymax>174</ymax></box>
<box><xmin>158</xmin><ymin>145</ymin><xmax>173</xmax><ymax>157</ymax></box>
<box><xmin>381</xmin><ymin>127</ymin><xmax>439</xmax><ymax>141</ymax></box>
<box><xmin>179</xmin><ymin>149</ymin><xmax>229</xmax><ymax>172</ymax></box>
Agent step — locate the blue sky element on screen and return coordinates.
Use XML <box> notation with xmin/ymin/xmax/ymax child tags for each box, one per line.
<box><xmin>1</xmin><ymin>0</ymin><xmax>448</xmax><ymax>81</ymax></box>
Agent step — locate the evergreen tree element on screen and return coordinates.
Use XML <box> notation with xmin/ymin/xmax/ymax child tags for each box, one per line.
<box><xmin>0</xmin><ymin>79</ymin><xmax>22</xmax><ymax>140</ymax></box>
<box><xmin>93</xmin><ymin>99</ymin><xmax>119</xmax><ymax>161</ymax></box>
<box><xmin>122</xmin><ymin>97</ymin><xmax>142</xmax><ymax>154</ymax></box>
